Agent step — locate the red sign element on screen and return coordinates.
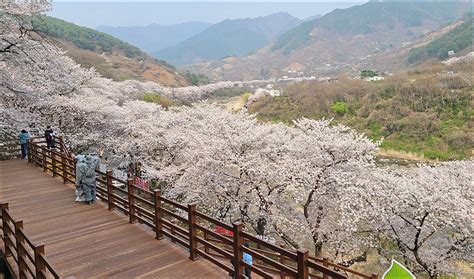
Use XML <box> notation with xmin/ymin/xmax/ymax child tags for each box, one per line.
<box><xmin>214</xmin><ymin>226</ymin><xmax>234</xmax><ymax>236</ymax></box>
<box><xmin>134</xmin><ymin>177</ymin><xmax>149</xmax><ymax>191</ymax></box>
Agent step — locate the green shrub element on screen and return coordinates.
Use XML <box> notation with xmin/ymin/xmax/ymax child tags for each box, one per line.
<box><xmin>331</xmin><ymin>102</ymin><xmax>349</xmax><ymax>114</ymax></box>
<box><xmin>143</xmin><ymin>93</ymin><xmax>174</xmax><ymax>109</ymax></box>
<box><xmin>360</xmin><ymin>70</ymin><xmax>379</xmax><ymax>77</ymax></box>
<box><xmin>424</xmin><ymin>150</ymin><xmax>449</xmax><ymax>160</ymax></box>
<box><xmin>184</xmin><ymin>71</ymin><xmax>209</xmax><ymax>86</ymax></box>
<box><xmin>242</xmin><ymin>92</ymin><xmax>253</xmax><ymax>103</ymax></box>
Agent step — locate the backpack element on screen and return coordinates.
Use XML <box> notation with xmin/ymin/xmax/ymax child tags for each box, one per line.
<box><xmin>85</xmin><ymin>162</ymin><xmax>96</xmax><ymax>178</ymax></box>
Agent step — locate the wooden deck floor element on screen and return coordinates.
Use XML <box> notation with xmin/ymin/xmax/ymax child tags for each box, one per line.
<box><xmin>0</xmin><ymin>159</ymin><xmax>228</xmax><ymax>278</ymax></box>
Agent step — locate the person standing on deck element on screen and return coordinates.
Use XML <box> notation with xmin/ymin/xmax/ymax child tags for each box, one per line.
<box><xmin>81</xmin><ymin>154</ymin><xmax>100</xmax><ymax>205</ymax></box>
<box><xmin>18</xmin><ymin>129</ymin><xmax>30</xmax><ymax>159</ymax></box>
<box><xmin>243</xmin><ymin>243</ymin><xmax>253</xmax><ymax>279</ymax></box>
<box><xmin>44</xmin><ymin>126</ymin><xmax>54</xmax><ymax>149</ymax></box>
<box><xmin>75</xmin><ymin>154</ymin><xmax>86</xmax><ymax>202</ymax></box>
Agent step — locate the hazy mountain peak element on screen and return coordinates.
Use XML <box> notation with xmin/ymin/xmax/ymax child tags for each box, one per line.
<box><xmin>184</xmin><ymin>0</ymin><xmax>472</xmax><ymax>81</ymax></box>
<box><xmin>154</xmin><ymin>13</ymin><xmax>302</xmax><ymax>66</ymax></box>
<box><xmin>96</xmin><ymin>21</ymin><xmax>213</xmax><ymax>53</ymax></box>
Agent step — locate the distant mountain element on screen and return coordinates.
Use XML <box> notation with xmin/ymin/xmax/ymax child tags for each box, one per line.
<box><xmin>272</xmin><ymin>1</ymin><xmax>470</xmax><ymax>55</ymax></box>
<box><xmin>32</xmin><ymin>16</ymin><xmax>189</xmax><ymax>87</ymax></box>
<box><xmin>407</xmin><ymin>15</ymin><xmax>473</xmax><ymax>64</ymax></box>
<box><xmin>185</xmin><ymin>1</ymin><xmax>471</xmax><ymax>80</ymax></box>
<box><xmin>302</xmin><ymin>14</ymin><xmax>322</xmax><ymax>22</ymax></box>
<box><xmin>96</xmin><ymin>22</ymin><xmax>212</xmax><ymax>53</ymax></box>
<box><xmin>155</xmin><ymin>12</ymin><xmax>302</xmax><ymax>66</ymax></box>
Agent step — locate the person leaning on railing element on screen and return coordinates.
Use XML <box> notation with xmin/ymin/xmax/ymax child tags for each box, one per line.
<box><xmin>18</xmin><ymin>129</ymin><xmax>30</xmax><ymax>159</ymax></box>
<box><xmin>243</xmin><ymin>243</ymin><xmax>253</xmax><ymax>279</ymax></box>
<box><xmin>44</xmin><ymin>126</ymin><xmax>54</xmax><ymax>150</ymax></box>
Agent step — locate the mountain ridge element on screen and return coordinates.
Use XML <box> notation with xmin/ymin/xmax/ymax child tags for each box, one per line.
<box><xmin>154</xmin><ymin>12</ymin><xmax>302</xmax><ymax>66</ymax></box>
<box><xmin>31</xmin><ymin>16</ymin><xmax>189</xmax><ymax>87</ymax></box>
<box><xmin>96</xmin><ymin>21</ymin><xmax>213</xmax><ymax>53</ymax></box>
<box><xmin>184</xmin><ymin>1</ymin><xmax>472</xmax><ymax>80</ymax></box>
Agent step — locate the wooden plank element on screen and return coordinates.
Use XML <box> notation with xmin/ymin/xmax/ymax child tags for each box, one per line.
<box><xmin>0</xmin><ymin>159</ymin><xmax>227</xmax><ymax>278</ymax></box>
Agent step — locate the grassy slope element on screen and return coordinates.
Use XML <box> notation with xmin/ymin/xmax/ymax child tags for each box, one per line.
<box><xmin>408</xmin><ymin>15</ymin><xmax>473</xmax><ymax>64</ymax></box>
<box><xmin>31</xmin><ymin>16</ymin><xmax>188</xmax><ymax>87</ymax></box>
<box><xmin>250</xmin><ymin>62</ymin><xmax>473</xmax><ymax>161</ymax></box>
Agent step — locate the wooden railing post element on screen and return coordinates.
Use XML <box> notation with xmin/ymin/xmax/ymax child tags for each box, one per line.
<box><xmin>27</xmin><ymin>140</ymin><xmax>32</xmax><ymax>163</ymax></box>
<box><xmin>127</xmin><ymin>178</ymin><xmax>136</xmax><ymax>224</ymax></box>
<box><xmin>41</xmin><ymin>146</ymin><xmax>47</xmax><ymax>172</ymax></box>
<box><xmin>297</xmin><ymin>249</ymin><xmax>309</xmax><ymax>279</ymax></box>
<box><xmin>58</xmin><ymin>136</ymin><xmax>64</xmax><ymax>153</ymax></box>
<box><xmin>34</xmin><ymin>143</ymin><xmax>39</xmax><ymax>167</ymax></box>
<box><xmin>153</xmin><ymin>189</ymin><xmax>163</xmax><ymax>240</ymax></box>
<box><xmin>204</xmin><ymin>231</ymin><xmax>209</xmax><ymax>254</ymax></box>
<box><xmin>14</xmin><ymin>220</ymin><xmax>27</xmax><ymax>279</ymax></box>
<box><xmin>61</xmin><ymin>153</ymin><xmax>67</xmax><ymax>184</ymax></box>
<box><xmin>136</xmin><ymin>202</ymin><xmax>142</xmax><ymax>220</ymax></box>
<box><xmin>322</xmin><ymin>257</ymin><xmax>329</xmax><ymax>279</ymax></box>
<box><xmin>106</xmin><ymin>170</ymin><xmax>115</xmax><ymax>211</ymax></box>
<box><xmin>51</xmin><ymin>152</ymin><xmax>57</xmax><ymax>177</ymax></box>
<box><xmin>232</xmin><ymin>221</ymin><xmax>244</xmax><ymax>279</ymax></box>
<box><xmin>279</xmin><ymin>244</ymin><xmax>286</xmax><ymax>279</ymax></box>
<box><xmin>34</xmin><ymin>243</ymin><xmax>46</xmax><ymax>279</ymax></box>
<box><xmin>0</xmin><ymin>203</ymin><xmax>11</xmax><ymax>257</ymax></box>
<box><xmin>188</xmin><ymin>203</ymin><xmax>198</xmax><ymax>260</ymax></box>
<box><xmin>170</xmin><ymin>220</ymin><xmax>176</xmax><ymax>243</ymax></box>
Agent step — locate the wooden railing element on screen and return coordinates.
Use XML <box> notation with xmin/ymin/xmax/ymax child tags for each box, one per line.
<box><xmin>0</xmin><ymin>203</ymin><xmax>60</xmax><ymax>279</ymax></box>
<box><xmin>19</xmin><ymin>139</ymin><xmax>376</xmax><ymax>279</ymax></box>
<box><xmin>0</xmin><ymin>130</ymin><xmax>21</xmax><ymax>160</ymax></box>
<box><xmin>0</xmin><ymin>129</ymin><xmax>70</xmax><ymax>161</ymax></box>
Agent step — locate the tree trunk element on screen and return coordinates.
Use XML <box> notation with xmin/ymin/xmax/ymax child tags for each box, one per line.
<box><xmin>314</xmin><ymin>242</ymin><xmax>323</xmax><ymax>257</ymax></box>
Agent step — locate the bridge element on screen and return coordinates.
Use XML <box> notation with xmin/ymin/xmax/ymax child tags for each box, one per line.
<box><xmin>0</xmin><ymin>132</ymin><xmax>377</xmax><ymax>278</ymax></box>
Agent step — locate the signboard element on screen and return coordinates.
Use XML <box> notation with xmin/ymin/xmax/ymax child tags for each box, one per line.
<box><xmin>215</xmin><ymin>226</ymin><xmax>234</xmax><ymax>237</ymax></box>
<box><xmin>382</xmin><ymin>259</ymin><xmax>416</xmax><ymax>279</ymax></box>
<box><xmin>134</xmin><ymin>177</ymin><xmax>149</xmax><ymax>191</ymax></box>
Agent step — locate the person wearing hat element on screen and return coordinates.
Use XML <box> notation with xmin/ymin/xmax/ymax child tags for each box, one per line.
<box><xmin>80</xmin><ymin>154</ymin><xmax>100</xmax><ymax>205</ymax></box>
<box><xmin>74</xmin><ymin>154</ymin><xmax>86</xmax><ymax>202</ymax></box>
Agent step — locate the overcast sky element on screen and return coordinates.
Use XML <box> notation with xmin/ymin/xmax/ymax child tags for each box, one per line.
<box><xmin>49</xmin><ymin>1</ymin><xmax>366</xmax><ymax>28</ymax></box>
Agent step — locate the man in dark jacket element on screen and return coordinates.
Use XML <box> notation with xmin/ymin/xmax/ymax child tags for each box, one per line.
<box><xmin>44</xmin><ymin>126</ymin><xmax>54</xmax><ymax>149</ymax></box>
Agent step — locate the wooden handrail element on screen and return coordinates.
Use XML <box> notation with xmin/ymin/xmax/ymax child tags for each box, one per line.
<box><xmin>0</xmin><ymin>203</ymin><xmax>60</xmax><ymax>278</ymax></box>
<box><xmin>18</xmin><ymin>138</ymin><xmax>377</xmax><ymax>279</ymax></box>
<box><xmin>0</xmin><ymin>130</ymin><xmax>21</xmax><ymax>160</ymax></box>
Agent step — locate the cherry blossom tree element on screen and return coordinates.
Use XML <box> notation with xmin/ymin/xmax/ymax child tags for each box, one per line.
<box><xmin>1</xmin><ymin>0</ymin><xmax>97</xmax><ymax>96</ymax></box>
<box><xmin>116</xmin><ymin>105</ymin><xmax>380</xmax><ymax>260</ymax></box>
<box><xmin>2</xmin><ymin>3</ymin><xmax>473</xmax><ymax>278</ymax></box>
<box><xmin>372</xmin><ymin>161</ymin><xmax>473</xmax><ymax>278</ymax></box>
<box><xmin>1</xmin><ymin>0</ymin><xmax>98</xmax><ymax>135</ymax></box>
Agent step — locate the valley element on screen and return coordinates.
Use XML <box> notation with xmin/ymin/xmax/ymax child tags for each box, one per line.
<box><xmin>2</xmin><ymin>1</ymin><xmax>473</xmax><ymax>278</ymax></box>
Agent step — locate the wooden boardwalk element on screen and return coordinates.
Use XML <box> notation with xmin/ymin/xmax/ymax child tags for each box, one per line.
<box><xmin>0</xmin><ymin>159</ymin><xmax>227</xmax><ymax>278</ymax></box>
